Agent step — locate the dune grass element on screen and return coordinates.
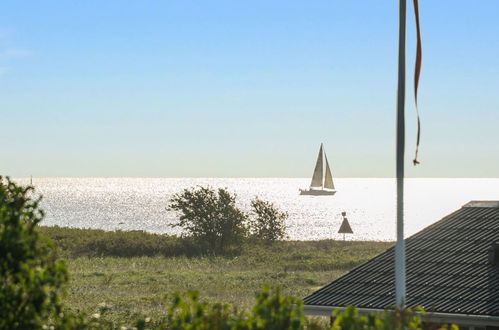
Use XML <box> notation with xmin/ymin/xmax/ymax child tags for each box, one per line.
<box><xmin>40</xmin><ymin>226</ymin><xmax>392</xmax><ymax>323</ymax></box>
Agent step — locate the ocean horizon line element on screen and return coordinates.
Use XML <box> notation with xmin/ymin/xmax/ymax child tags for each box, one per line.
<box><xmin>12</xmin><ymin>176</ymin><xmax>499</xmax><ymax>180</ymax></box>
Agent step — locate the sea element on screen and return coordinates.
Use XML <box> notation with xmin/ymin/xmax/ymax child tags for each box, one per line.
<box><xmin>14</xmin><ymin>178</ymin><xmax>499</xmax><ymax>241</ymax></box>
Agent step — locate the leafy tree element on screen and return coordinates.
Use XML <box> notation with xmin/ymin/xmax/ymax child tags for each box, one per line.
<box><xmin>249</xmin><ymin>198</ymin><xmax>288</xmax><ymax>242</ymax></box>
<box><xmin>168</xmin><ymin>186</ymin><xmax>248</xmax><ymax>253</ymax></box>
<box><xmin>0</xmin><ymin>176</ymin><xmax>68</xmax><ymax>329</ymax></box>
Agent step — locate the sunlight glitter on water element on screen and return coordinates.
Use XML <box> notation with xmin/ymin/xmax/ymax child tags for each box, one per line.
<box><xmin>14</xmin><ymin>178</ymin><xmax>499</xmax><ymax>241</ymax></box>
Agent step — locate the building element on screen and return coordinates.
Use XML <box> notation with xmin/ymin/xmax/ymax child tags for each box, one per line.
<box><xmin>304</xmin><ymin>201</ymin><xmax>499</xmax><ymax>329</ymax></box>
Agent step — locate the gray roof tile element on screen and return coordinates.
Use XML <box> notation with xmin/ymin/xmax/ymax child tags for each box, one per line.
<box><xmin>303</xmin><ymin>203</ymin><xmax>499</xmax><ymax>316</ymax></box>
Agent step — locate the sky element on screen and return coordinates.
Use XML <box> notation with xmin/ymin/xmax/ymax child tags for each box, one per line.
<box><xmin>1</xmin><ymin>1</ymin><xmax>498</xmax><ymax>178</ymax></box>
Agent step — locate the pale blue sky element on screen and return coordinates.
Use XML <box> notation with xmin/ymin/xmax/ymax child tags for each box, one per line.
<box><xmin>1</xmin><ymin>1</ymin><xmax>498</xmax><ymax>177</ymax></box>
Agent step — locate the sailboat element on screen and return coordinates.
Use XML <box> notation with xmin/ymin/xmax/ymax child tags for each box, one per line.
<box><xmin>300</xmin><ymin>143</ymin><xmax>336</xmax><ymax>196</ymax></box>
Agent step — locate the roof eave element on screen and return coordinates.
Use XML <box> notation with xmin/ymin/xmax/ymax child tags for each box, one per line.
<box><xmin>303</xmin><ymin>305</ymin><xmax>499</xmax><ymax>327</ymax></box>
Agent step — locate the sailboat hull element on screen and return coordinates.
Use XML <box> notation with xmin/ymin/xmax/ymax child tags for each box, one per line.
<box><xmin>299</xmin><ymin>189</ymin><xmax>336</xmax><ymax>196</ymax></box>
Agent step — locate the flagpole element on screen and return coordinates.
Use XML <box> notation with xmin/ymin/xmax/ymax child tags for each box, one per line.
<box><xmin>395</xmin><ymin>0</ymin><xmax>407</xmax><ymax>309</ymax></box>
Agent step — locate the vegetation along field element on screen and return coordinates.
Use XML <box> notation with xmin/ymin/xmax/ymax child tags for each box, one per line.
<box><xmin>40</xmin><ymin>226</ymin><xmax>392</xmax><ymax>323</ymax></box>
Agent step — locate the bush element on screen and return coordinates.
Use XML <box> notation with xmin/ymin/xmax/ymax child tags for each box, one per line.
<box><xmin>331</xmin><ymin>305</ymin><xmax>458</xmax><ymax>330</ymax></box>
<box><xmin>249</xmin><ymin>198</ymin><xmax>288</xmax><ymax>242</ymax></box>
<box><xmin>138</xmin><ymin>288</ymin><xmax>454</xmax><ymax>330</ymax></box>
<box><xmin>250</xmin><ymin>285</ymin><xmax>303</xmax><ymax>330</ymax></box>
<box><xmin>168</xmin><ymin>186</ymin><xmax>248</xmax><ymax>253</ymax></box>
<box><xmin>164</xmin><ymin>291</ymin><xmax>247</xmax><ymax>330</ymax></box>
<box><xmin>168</xmin><ymin>187</ymin><xmax>290</xmax><ymax>252</ymax></box>
<box><xmin>162</xmin><ymin>286</ymin><xmax>303</xmax><ymax>330</ymax></box>
<box><xmin>0</xmin><ymin>177</ymin><xmax>68</xmax><ymax>329</ymax></box>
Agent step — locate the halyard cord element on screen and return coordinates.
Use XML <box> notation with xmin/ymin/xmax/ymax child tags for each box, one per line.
<box><xmin>413</xmin><ymin>0</ymin><xmax>422</xmax><ymax>166</ymax></box>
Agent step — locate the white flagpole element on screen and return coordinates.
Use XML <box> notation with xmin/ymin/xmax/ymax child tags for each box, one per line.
<box><xmin>395</xmin><ymin>0</ymin><xmax>407</xmax><ymax>309</ymax></box>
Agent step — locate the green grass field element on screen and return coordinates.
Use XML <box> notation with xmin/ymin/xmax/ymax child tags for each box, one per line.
<box><xmin>40</xmin><ymin>226</ymin><xmax>392</xmax><ymax>323</ymax></box>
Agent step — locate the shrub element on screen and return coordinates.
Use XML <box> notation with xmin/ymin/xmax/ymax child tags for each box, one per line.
<box><xmin>148</xmin><ymin>288</ymin><xmax>457</xmax><ymax>330</ymax></box>
<box><xmin>162</xmin><ymin>286</ymin><xmax>303</xmax><ymax>330</ymax></box>
<box><xmin>168</xmin><ymin>186</ymin><xmax>248</xmax><ymax>253</ymax></box>
<box><xmin>331</xmin><ymin>305</ymin><xmax>458</xmax><ymax>330</ymax></box>
<box><xmin>250</xmin><ymin>285</ymin><xmax>303</xmax><ymax>330</ymax></box>
<box><xmin>164</xmin><ymin>291</ymin><xmax>247</xmax><ymax>330</ymax></box>
<box><xmin>0</xmin><ymin>177</ymin><xmax>68</xmax><ymax>329</ymax></box>
<box><xmin>249</xmin><ymin>198</ymin><xmax>288</xmax><ymax>242</ymax></box>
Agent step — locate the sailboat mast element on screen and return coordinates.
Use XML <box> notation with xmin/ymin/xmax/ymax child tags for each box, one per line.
<box><xmin>322</xmin><ymin>147</ymin><xmax>325</xmax><ymax>189</ymax></box>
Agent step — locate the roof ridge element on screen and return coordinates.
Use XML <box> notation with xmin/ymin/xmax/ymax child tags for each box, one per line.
<box><xmin>463</xmin><ymin>201</ymin><xmax>499</xmax><ymax>208</ymax></box>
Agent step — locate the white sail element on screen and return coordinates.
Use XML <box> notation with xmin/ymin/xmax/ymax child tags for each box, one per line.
<box><xmin>310</xmin><ymin>144</ymin><xmax>324</xmax><ymax>188</ymax></box>
<box><xmin>324</xmin><ymin>153</ymin><xmax>335</xmax><ymax>190</ymax></box>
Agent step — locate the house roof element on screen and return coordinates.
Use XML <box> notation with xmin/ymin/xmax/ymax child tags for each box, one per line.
<box><xmin>304</xmin><ymin>201</ymin><xmax>499</xmax><ymax>317</ymax></box>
